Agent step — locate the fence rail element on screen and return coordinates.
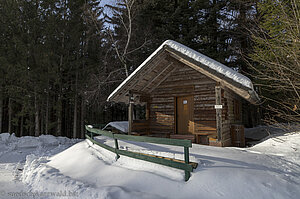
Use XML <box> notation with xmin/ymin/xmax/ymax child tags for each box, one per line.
<box><xmin>85</xmin><ymin>125</ymin><xmax>198</xmax><ymax>181</ymax></box>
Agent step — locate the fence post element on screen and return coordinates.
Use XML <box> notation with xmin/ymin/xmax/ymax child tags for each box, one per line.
<box><xmin>90</xmin><ymin>132</ymin><xmax>94</xmax><ymax>144</ymax></box>
<box><xmin>184</xmin><ymin>146</ymin><xmax>190</xmax><ymax>181</ymax></box>
<box><xmin>114</xmin><ymin>138</ymin><xmax>120</xmax><ymax>160</ymax></box>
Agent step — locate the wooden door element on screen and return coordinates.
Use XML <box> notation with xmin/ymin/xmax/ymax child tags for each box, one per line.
<box><xmin>176</xmin><ymin>96</ymin><xmax>194</xmax><ymax>134</ymax></box>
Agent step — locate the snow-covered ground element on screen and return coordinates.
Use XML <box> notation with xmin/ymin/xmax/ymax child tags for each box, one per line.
<box><xmin>0</xmin><ymin>128</ymin><xmax>299</xmax><ymax>199</ymax></box>
<box><xmin>0</xmin><ymin>134</ymin><xmax>80</xmax><ymax>199</ymax></box>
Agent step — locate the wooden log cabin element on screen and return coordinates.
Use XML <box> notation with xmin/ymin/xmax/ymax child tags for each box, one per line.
<box><xmin>107</xmin><ymin>40</ymin><xmax>260</xmax><ymax>147</ymax></box>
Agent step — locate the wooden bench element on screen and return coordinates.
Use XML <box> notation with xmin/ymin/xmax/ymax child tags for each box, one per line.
<box><xmin>137</xmin><ymin>151</ymin><xmax>198</xmax><ymax>169</ymax></box>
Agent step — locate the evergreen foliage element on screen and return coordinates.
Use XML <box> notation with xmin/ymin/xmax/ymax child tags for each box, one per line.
<box><xmin>1</xmin><ymin>0</ymin><xmax>297</xmax><ymax>137</ymax></box>
<box><xmin>135</xmin><ymin>0</ymin><xmax>257</xmax><ymax>69</ymax></box>
<box><xmin>0</xmin><ymin>0</ymin><xmax>107</xmax><ymax>137</ymax></box>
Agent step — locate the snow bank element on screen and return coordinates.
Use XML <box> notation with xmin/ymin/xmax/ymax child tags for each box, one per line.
<box><xmin>102</xmin><ymin>121</ymin><xmax>128</xmax><ymax>133</ymax></box>
<box><xmin>0</xmin><ymin>133</ymin><xmax>78</xmax><ymax>149</ymax></box>
<box><xmin>248</xmin><ymin>132</ymin><xmax>300</xmax><ymax>162</ymax></box>
<box><xmin>21</xmin><ymin>142</ymin><xmax>164</xmax><ymax>199</ymax></box>
<box><xmin>245</xmin><ymin>124</ymin><xmax>300</xmax><ymax>141</ymax></box>
<box><xmin>22</xmin><ymin>154</ymin><xmax>98</xmax><ymax>199</ymax></box>
<box><xmin>0</xmin><ymin>133</ymin><xmax>80</xmax><ymax>164</ymax></box>
<box><xmin>0</xmin><ymin>133</ymin><xmax>14</xmax><ymax>142</ymax></box>
<box><xmin>0</xmin><ymin>133</ymin><xmax>81</xmax><ymax>199</ymax></box>
<box><xmin>20</xmin><ymin>130</ymin><xmax>300</xmax><ymax>199</ymax></box>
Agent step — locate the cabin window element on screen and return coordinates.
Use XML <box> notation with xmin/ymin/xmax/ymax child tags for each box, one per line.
<box><xmin>135</xmin><ymin>104</ymin><xmax>146</xmax><ymax>120</ymax></box>
<box><xmin>233</xmin><ymin>99</ymin><xmax>241</xmax><ymax>121</ymax></box>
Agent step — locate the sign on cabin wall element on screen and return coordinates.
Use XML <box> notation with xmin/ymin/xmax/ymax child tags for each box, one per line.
<box><xmin>214</xmin><ymin>105</ymin><xmax>223</xmax><ymax>109</ymax></box>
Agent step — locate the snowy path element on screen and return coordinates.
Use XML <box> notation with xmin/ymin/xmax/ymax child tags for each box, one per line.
<box><xmin>0</xmin><ymin>163</ymin><xmax>28</xmax><ymax>198</ymax></box>
<box><xmin>0</xmin><ymin>137</ymin><xmax>30</xmax><ymax>199</ymax></box>
<box><xmin>0</xmin><ymin>134</ymin><xmax>80</xmax><ymax>199</ymax></box>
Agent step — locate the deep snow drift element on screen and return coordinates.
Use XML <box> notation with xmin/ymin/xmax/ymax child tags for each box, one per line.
<box><xmin>0</xmin><ymin>129</ymin><xmax>299</xmax><ymax>199</ymax></box>
<box><xmin>0</xmin><ymin>134</ymin><xmax>80</xmax><ymax>199</ymax></box>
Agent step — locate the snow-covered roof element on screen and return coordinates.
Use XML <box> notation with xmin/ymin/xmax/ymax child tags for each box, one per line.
<box><xmin>108</xmin><ymin>40</ymin><xmax>259</xmax><ymax>104</ymax></box>
<box><xmin>102</xmin><ymin>121</ymin><xmax>128</xmax><ymax>133</ymax></box>
<box><xmin>165</xmin><ymin>40</ymin><xmax>253</xmax><ymax>89</ymax></box>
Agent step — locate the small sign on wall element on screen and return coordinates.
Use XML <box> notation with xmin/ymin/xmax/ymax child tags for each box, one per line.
<box><xmin>214</xmin><ymin>105</ymin><xmax>223</xmax><ymax>109</ymax></box>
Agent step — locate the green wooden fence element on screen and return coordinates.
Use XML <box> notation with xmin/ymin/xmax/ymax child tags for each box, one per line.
<box><xmin>85</xmin><ymin>125</ymin><xmax>198</xmax><ymax>181</ymax></box>
<box><xmin>91</xmin><ymin>123</ymin><xmax>107</xmax><ymax>129</ymax></box>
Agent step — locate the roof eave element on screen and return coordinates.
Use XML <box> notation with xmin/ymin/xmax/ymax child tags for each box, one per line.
<box><xmin>107</xmin><ymin>46</ymin><xmax>167</xmax><ymax>103</ymax></box>
<box><xmin>248</xmin><ymin>90</ymin><xmax>261</xmax><ymax>105</ymax></box>
<box><xmin>165</xmin><ymin>47</ymin><xmax>260</xmax><ymax>104</ymax></box>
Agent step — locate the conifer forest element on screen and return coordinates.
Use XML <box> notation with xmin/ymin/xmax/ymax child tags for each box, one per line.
<box><xmin>0</xmin><ymin>0</ymin><xmax>299</xmax><ymax>138</ymax></box>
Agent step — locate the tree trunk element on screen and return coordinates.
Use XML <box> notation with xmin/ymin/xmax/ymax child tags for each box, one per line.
<box><xmin>57</xmin><ymin>96</ymin><xmax>62</xmax><ymax>136</ymax></box>
<box><xmin>45</xmin><ymin>79</ymin><xmax>49</xmax><ymax>135</ymax></box>
<box><xmin>73</xmin><ymin>71</ymin><xmax>78</xmax><ymax>138</ymax></box>
<box><xmin>29</xmin><ymin>115</ymin><xmax>33</xmax><ymax>136</ymax></box>
<box><xmin>57</xmin><ymin>37</ymin><xmax>64</xmax><ymax>137</ymax></box>
<box><xmin>0</xmin><ymin>90</ymin><xmax>3</xmax><ymax>133</ymax></box>
<box><xmin>45</xmin><ymin>91</ymin><xmax>49</xmax><ymax>135</ymax></box>
<box><xmin>41</xmin><ymin>108</ymin><xmax>44</xmax><ymax>135</ymax></box>
<box><xmin>73</xmin><ymin>96</ymin><xmax>78</xmax><ymax>138</ymax></box>
<box><xmin>34</xmin><ymin>91</ymin><xmax>40</xmax><ymax>137</ymax></box>
<box><xmin>8</xmin><ymin>98</ymin><xmax>12</xmax><ymax>134</ymax></box>
<box><xmin>20</xmin><ymin>114</ymin><xmax>24</xmax><ymax>137</ymax></box>
<box><xmin>57</xmin><ymin>16</ymin><xmax>65</xmax><ymax>137</ymax></box>
<box><xmin>80</xmin><ymin>97</ymin><xmax>85</xmax><ymax>139</ymax></box>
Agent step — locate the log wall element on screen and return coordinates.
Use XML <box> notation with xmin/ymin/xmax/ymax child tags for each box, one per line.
<box><xmin>132</xmin><ymin>120</ymin><xmax>149</xmax><ymax>135</ymax></box>
<box><xmin>149</xmin><ymin>63</ymin><xmax>217</xmax><ymax>141</ymax></box>
<box><xmin>221</xmin><ymin>88</ymin><xmax>243</xmax><ymax>146</ymax></box>
<box><xmin>132</xmin><ymin>61</ymin><xmax>245</xmax><ymax>147</ymax></box>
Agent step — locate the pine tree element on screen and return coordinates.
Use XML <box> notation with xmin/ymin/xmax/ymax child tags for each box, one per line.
<box><xmin>135</xmin><ymin>0</ymin><xmax>257</xmax><ymax>70</ymax></box>
<box><xmin>0</xmin><ymin>0</ymin><xmax>107</xmax><ymax>137</ymax></box>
